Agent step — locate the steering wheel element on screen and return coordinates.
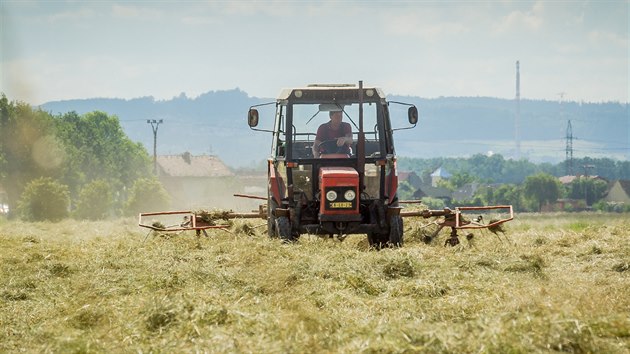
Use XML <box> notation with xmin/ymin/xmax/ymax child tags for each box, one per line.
<box><xmin>317</xmin><ymin>139</ymin><xmax>350</xmax><ymax>155</ymax></box>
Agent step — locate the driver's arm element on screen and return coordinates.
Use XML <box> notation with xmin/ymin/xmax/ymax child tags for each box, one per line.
<box><xmin>337</xmin><ymin>134</ymin><xmax>353</xmax><ymax>146</ymax></box>
<box><xmin>313</xmin><ymin>124</ymin><xmax>325</xmax><ymax>158</ymax></box>
<box><xmin>337</xmin><ymin>123</ymin><xmax>353</xmax><ymax>146</ymax></box>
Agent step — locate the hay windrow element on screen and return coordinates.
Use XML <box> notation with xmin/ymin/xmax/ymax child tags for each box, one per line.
<box><xmin>195</xmin><ymin>209</ymin><xmax>234</xmax><ymax>225</ymax></box>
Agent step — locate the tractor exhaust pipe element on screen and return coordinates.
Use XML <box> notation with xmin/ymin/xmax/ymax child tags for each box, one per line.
<box><xmin>357</xmin><ymin>80</ymin><xmax>366</xmax><ymax>193</ymax></box>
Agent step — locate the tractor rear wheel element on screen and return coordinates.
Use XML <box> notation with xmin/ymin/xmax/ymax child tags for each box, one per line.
<box><xmin>267</xmin><ymin>217</ymin><xmax>276</xmax><ymax>238</ymax></box>
<box><xmin>275</xmin><ymin>216</ymin><xmax>293</xmax><ymax>242</ymax></box>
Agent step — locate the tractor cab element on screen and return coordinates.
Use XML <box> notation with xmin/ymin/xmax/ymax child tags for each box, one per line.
<box><xmin>248</xmin><ymin>82</ymin><xmax>418</xmax><ymax>247</ymax></box>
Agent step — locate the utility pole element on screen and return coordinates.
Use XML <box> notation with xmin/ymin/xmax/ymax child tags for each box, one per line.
<box><xmin>147</xmin><ymin>119</ymin><xmax>163</xmax><ymax>174</ymax></box>
<box><xmin>559</xmin><ymin>93</ymin><xmax>574</xmax><ymax>176</ymax></box>
<box><xmin>515</xmin><ymin>60</ymin><xmax>521</xmax><ymax>159</ymax></box>
<box><xmin>582</xmin><ymin>164</ymin><xmax>594</xmax><ymax>178</ymax></box>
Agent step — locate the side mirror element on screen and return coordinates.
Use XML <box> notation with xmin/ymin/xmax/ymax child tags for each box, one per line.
<box><xmin>408</xmin><ymin>106</ymin><xmax>418</xmax><ymax>125</ymax></box>
<box><xmin>248</xmin><ymin>109</ymin><xmax>259</xmax><ymax>127</ymax></box>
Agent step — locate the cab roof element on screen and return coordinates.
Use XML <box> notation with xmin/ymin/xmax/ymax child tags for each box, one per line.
<box><xmin>277</xmin><ymin>84</ymin><xmax>386</xmax><ymax>102</ymax></box>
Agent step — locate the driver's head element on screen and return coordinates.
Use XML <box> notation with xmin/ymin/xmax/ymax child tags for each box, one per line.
<box><xmin>329</xmin><ymin>110</ymin><xmax>343</xmax><ymax>126</ymax></box>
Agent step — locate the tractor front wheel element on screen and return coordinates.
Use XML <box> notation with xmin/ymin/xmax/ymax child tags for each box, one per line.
<box><xmin>367</xmin><ymin>215</ymin><xmax>403</xmax><ymax>249</ymax></box>
<box><xmin>367</xmin><ymin>232</ymin><xmax>387</xmax><ymax>249</ymax></box>
<box><xmin>389</xmin><ymin>215</ymin><xmax>403</xmax><ymax>247</ymax></box>
<box><xmin>275</xmin><ymin>216</ymin><xmax>293</xmax><ymax>242</ymax></box>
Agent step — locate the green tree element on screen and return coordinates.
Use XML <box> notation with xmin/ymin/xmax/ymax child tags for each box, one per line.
<box><xmin>397</xmin><ymin>155</ymin><xmax>629</xmax><ymax>185</ymax></box>
<box><xmin>494</xmin><ymin>184</ymin><xmax>523</xmax><ymax>209</ymax></box>
<box><xmin>124</xmin><ymin>178</ymin><xmax>170</xmax><ymax>216</ymax></box>
<box><xmin>17</xmin><ymin>177</ymin><xmax>70</xmax><ymax>221</ymax></box>
<box><xmin>566</xmin><ymin>177</ymin><xmax>609</xmax><ymax>206</ymax></box>
<box><xmin>0</xmin><ymin>95</ymin><xmax>58</xmax><ymax>217</ymax></box>
<box><xmin>74</xmin><ymin>179</ymin><xmax>113</xmax><ymax>220</ymax></box>
<box><xmin>449</xmin><ymin>171</ymin><xmax>475</xmax><ymax>189</ymax></box>
<box><xmin>421</xmin><ymin>197</ymin><xmax>446</xmax><ymax>210</ymax></box>
<box><xmin>1</xmin><ymin>96</ymin><xmax>154</xmax><ymax>218</ymax></box>
<box><xmin>54</xmin><ymin>111</ymin><xmax>152</xmax><ymax>209</ymax></box>
<box><xmin>397</xmin><ymin>180</ymin><xmax>415</xmax><ymax>201</ymax></box>
<box><xmin>502</xmin><ymin>159</ymin><xmax>540</xmax><ymax>184</ymax></box>
<box><xmin>475</xmin><ymin>184</ymin><xmax>524</xmax><ymax>210</ymax></box>
<box><xmin>523</xmin><ymin>173</ymin><xmax>562</xmax><ymax>212</ymax></box>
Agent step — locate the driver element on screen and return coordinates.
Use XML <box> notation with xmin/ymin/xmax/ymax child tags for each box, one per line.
<box><xmin>312</xmin><ymin>109</ymin><xmax>353</xmax><ymax>158</ymax></box>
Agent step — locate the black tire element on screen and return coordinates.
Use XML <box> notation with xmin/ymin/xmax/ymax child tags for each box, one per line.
<box><xmin>389</xmin><ymin>215</ymin><xmax>403</xmax><ymax>247</ymax></box>
<box><xmin>267</xmin><ymin>217</ymin><xmax>276</xmax><ymax>238</ymax></box>
<box><xmin>275</xmin><ymin>216</ymin><xmax>293</xmax><ymax>242</ymax></box>
<box><xmin>367</xmin><ymin>215</ymin><xmax>403</xmax><ymax>249</ymax></box>
<box><xmin>367</xmin><ymin>232</ymin><xmax>388</xmax><ymax>249</ymax></box>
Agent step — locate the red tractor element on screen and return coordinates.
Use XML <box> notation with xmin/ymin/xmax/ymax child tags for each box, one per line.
<box><xmin>247</xmin><ymin>82</ymin><xmax>418</xmax><ymax>247</ymax></box>
<box><xmin>138</xmin><ymin>82</ymin><xmax>512</xmax><ymax>246</ymax></box>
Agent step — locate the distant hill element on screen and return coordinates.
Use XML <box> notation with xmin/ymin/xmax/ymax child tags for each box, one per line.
<box><xmin>40</xmin><ymin>89</ymin><xmax>629</xmax><ymax>168</ymax></box>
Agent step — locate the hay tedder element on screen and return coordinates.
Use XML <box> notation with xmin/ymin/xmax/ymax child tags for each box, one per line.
<box><xmin>139</xmin><ymin>82</ymin><xmax>513</xmax><ymax>247</ymax></box>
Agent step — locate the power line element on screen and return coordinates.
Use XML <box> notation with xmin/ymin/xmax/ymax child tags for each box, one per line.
<box><xmin>579</xmin><ymin>138</ymin><xmax>629</xmax><ymax>146</ymax></box>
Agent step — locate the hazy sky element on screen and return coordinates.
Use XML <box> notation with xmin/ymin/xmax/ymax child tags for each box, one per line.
<box><xmin>1</xmin><ymin>1</ymin><xmax>628</xmax><ymax>105</ymax></box>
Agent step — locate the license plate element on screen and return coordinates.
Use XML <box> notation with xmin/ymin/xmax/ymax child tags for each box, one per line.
<box><xmin>330</xmin><ymin>202</ymin><xmax>352</xmax><ymax>208</ymax></box>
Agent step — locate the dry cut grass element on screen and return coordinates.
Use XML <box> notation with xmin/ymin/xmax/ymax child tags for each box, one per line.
<box><xmin>0</xmin><ymin>213</ymin><xmax>629</xmax><ymax>353</ymax></box>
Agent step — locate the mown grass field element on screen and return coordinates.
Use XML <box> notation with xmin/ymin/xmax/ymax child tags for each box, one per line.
<box><xmin>1</xmin><ymin>213</ymin><xmax>629</xmax><ymax>353</ymax></box>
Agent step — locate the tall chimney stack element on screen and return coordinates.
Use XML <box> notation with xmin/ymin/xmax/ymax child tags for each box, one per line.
<box><xmin>515</xmin><ymin>60</ymin><xmax>521</xmax><ymax>159</ymax></box>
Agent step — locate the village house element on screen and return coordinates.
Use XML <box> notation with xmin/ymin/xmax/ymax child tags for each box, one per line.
<box><xmin>604</xmin><ymin>180</ymin><xmax>630</xmax><ymax>205</ymax></box>
<box><xmin>157</xmin><ymin>152</ymin><xmax>236</xmax><ymax>210</ymax></box>
<box><xmin>398</xmin><ymin>171</ymin><xmax>422</xmax><ymax>189</ymax></box>
<box><xmin>430</xmin><ymin>167</ymin><xmax>452</xmax><ymax>187</ymax></box>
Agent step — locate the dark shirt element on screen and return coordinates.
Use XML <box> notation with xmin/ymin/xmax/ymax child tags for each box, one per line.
<box><xmin>316</xmin><ymin>121</ymin><xmax>352</xmax><ymax>141</ymax></box>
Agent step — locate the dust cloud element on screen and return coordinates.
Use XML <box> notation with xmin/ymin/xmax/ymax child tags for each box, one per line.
<box><xmin>32</xmin><ymin>135</ymin><xmax>65</xmax><ymax>170</ymax></box>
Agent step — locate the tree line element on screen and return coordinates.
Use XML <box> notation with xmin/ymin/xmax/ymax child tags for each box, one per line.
<box><xmin>0</xmin><ymin>95</ymin><xmax>169</xmax><ymax>221</ymax></box>
<box><xmin>398</xmin><ymin>154</ymin><xmax>630</xmax><ymax>184</ymax></box>
<box><xmin>397</xmin><ymin>155</ymin><xmax>629</xmax><ymax>212</ymax></box>
<box><xmin>2</xmin><ymin>93</ymin><xmax>628</xmax><ymax>221</ymax></box>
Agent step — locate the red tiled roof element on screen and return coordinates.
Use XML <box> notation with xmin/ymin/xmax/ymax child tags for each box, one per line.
<box><xmin>558</xmin><ymin>175</ymin><xmax>577</xmax><ymax>184</ymax></box>
<box><xmin>157</xmin><ymin>153</ymin><xmax>233</xmax><ymax>177</ymax></box>
<box><xmin>559</xmin><ymin>175</ymin><xmax>607</xmax><ymax>184</ymax></box>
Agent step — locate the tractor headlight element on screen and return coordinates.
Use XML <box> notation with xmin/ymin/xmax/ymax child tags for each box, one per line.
<box><xmin>344</xmin><ymin>189</ymin><xmax>356</xmax><ymax>201</ymax></box>
<box><xmin>326</xmin><ymin>190</ymin><xmax>338</xmax><ymax>202</ymax></box>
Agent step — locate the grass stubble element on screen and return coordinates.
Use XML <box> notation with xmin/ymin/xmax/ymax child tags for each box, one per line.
<box><xmin>0</xmin><ymin>213</ymin><xmax>628</xmax><ymax>353</ymax></box>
